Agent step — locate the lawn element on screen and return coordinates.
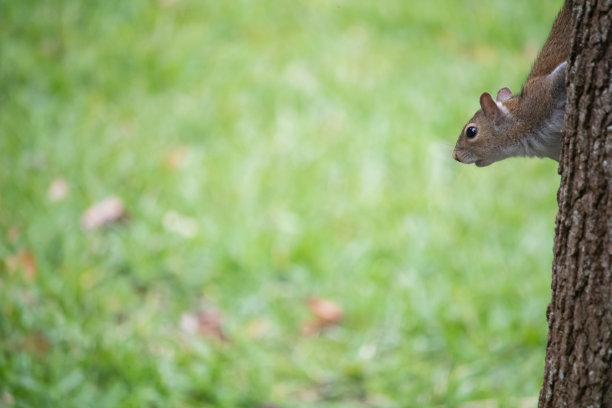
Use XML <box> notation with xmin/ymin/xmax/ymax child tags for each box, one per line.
<box><xmin>1</xmin><ymin>0</ymin><xmax>562</xmax><ymax>407</ymax></box>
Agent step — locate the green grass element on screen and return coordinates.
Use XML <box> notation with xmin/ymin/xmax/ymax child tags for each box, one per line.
<box><xmin>1</xmin><ymin>0</ymin><xmax>563</xmax><ymax>406</ymax></box>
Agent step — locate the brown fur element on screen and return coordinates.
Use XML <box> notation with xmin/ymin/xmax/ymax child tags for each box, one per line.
<box><xmin>528</xmin><ymin>0</ymin><xmax>573</xmax><ymax>80</ymax></box>
<box><xmin>453</xmin><ymin>0</ymin><xmax>572</xmax><ymax>167</ymax></box>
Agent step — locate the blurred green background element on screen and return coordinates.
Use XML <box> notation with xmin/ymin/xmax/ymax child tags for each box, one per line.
<box><xmin>0</xmin><ymin>0</ymin><xmax>563</xmax><ymax>407</ymax></box>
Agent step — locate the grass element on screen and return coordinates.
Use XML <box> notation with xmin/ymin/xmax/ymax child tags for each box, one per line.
<box><xmin>1</xmin><ymin>0</ymin><xmax>563</xmax><ymax>407</ymax></box>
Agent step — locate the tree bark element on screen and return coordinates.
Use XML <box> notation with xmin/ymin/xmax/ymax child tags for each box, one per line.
<box><xmin>539</xmin><ymin>0</ymin><xmax>612</xmax><ymax>407</ymax></box>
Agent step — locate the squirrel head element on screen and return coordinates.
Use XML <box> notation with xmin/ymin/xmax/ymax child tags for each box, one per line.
<box><xmin>452</xmin><ymin>62</ymin><xmax>567</xmax><ymax>166</ymax></box>
<box><xmin>452</xmin><ymin>88</ymin><xmax>518</xmax><ymax>167</ymax></box>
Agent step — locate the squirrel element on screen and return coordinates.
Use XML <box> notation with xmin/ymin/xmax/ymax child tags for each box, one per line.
<box><xmin>452</xmin><ymin>0</ymin><xmax>572</xmax><ymax>167</ymax></box>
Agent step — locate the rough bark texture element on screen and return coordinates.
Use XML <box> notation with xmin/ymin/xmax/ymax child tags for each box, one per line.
<box><xmin>539</xmin><ymin>0</ymin><xmax>612</xmax><ymax>407</ymax></box>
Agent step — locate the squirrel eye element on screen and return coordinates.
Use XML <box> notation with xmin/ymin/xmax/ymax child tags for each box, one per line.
<box><xmin>466</xmin><ymin>126</ymin><xmax>478</xmax><ymax>139</ymax></box>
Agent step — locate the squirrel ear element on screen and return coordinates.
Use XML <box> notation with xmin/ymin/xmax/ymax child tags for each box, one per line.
<box><xmin>548</xmin><ymin>61</ymin><xmax>567</xmax><ymax>92</ymax></box>
<box><xmin>548</xmin><ymin>61</ymin><xmax>568</xmax><ymax>108</ymax></box>
<box><xmin>496</xmin><ymin>87</ymin><xmax>513</xmax><ymax>102</ymax></box>
<box><xmin>480</xmin><ymin>92</ymin><xmax>500</xmax><ymax>118</ymax></box>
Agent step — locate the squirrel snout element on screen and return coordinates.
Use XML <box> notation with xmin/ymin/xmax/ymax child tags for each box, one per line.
<box><xmin>452</xmin><ymin>150</ymin><xmax>462</xmax><ymax>162</ymax></box>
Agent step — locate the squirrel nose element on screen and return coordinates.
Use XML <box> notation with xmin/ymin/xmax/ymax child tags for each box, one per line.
<box><xmin>452</xmin><ymin>151</ymin><xmax>461</xmax><ymax>162</ymax></box>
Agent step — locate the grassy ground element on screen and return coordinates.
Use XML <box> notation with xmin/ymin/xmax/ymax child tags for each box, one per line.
<box><xmin>1</xmin><ymin>0</ymin><xmax>563</xmax><ymax>407</ymax></box>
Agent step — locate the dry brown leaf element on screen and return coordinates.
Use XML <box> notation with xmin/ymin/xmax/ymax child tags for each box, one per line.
<box><xmin>308</xmin><ymin>297</ymin><xmax>343</xmax><ymax>325</ymax></box>
<box><xmin>81</xmin><ymin>196</ymin><xmax>127</xmax><ymax>230</ymax></box>
<box><xmin>48</xmin><ymin>177</ymin><xmax>69</xmax><ymax>202</ymax></box>
<box><xmin>302</xmin><ymin>297</ymin><xmax>344</xmax><ymax>336</ymax></box>
<box><xmin>180</xmin><ymin>304</ymin><xmax>229</xmax><ymax>342</ymax></box>
<box><xmin>5</xmin><ymin>250</ymin><xmax>37</xmax><ymax>281</ymax></box>
<box><xmin>19</xmin><ymin>331</ymin><xmax>51</xmax><ymax>357</ymax></box>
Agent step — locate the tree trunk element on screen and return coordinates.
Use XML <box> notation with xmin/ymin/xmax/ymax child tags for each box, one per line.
<box><xmin>539</xmin><ymin>0</ymin><xmax>612</xmax><ymax>406</ymax></box>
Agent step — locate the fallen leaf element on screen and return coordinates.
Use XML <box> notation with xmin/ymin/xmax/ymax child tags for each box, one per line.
<box><xmin>48</xmin><ymin>177</ymin><xmax>69</xmax><ymax>202</ymax></box>
<box><xmin>19</xmin><ymin>331</ymin><xmax>51</xmax><ymax>357</ymax></box>
<box><xmin>5</xmin><ymin>250</ymin><xmax>37</xmax><ymax>281</ymax></box>
<box><xmin>302</xmin><ymin>297</ymin><xmax>344</xmax><ymax>336</ymax></box>
<box><xmin>81</xmin><ymin>196</ymin><xmax>127</xmax><ymax>230</ymax></box>
<box><xmin>180</xmin><ymin>304</ymin><xmax>229</xmax><ymax>342</ymax></box>
<box><xmin>308</xmin><ymin>297</ymin><xmax>343</xmax><ymax>325</ymax></box>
